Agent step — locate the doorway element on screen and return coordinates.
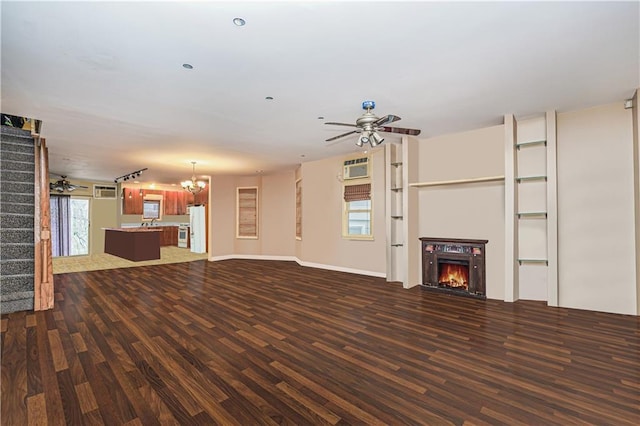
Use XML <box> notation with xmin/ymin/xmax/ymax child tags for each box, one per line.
<box><xmin>51</xmin><ymin>195</ymin><xmax>90</xmax><ymax>256</ymax></box>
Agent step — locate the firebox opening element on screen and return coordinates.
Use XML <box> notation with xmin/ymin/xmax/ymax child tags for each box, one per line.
<box><xmin>437</xmin><ymin>260</ymin><xmax>469</xmax><ymax>291</ymax></box>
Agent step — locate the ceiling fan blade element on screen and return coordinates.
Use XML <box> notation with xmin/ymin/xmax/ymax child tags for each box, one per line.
<box><xmin>325</xmin><ymin>122</ymin><xmax>358</xmax><ymax>128</ymax></box>
<box><xmin>379</xmin><ymin>126</ymin><xmax>421</xmax><ymax>136</ymax></box>
<box><xmin>375</xmin><ymin>114</ymin><xmax>401</xmax><ymax>126</ymax></box>
<box><xmin>326</xmin><ymin>130</ymin><xmax>358</xmax><ymax>142</ymax></box>
<box><xmin>68</xmin><ymin>184</ymin><xmax>88</xmax><ymax>190</ymax></box>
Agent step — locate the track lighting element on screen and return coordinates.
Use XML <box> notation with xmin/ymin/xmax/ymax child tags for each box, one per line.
<box><xmin>114</xmin><ymin>168</ymin><xmax>148</xmax><ymax>184</ymax></box>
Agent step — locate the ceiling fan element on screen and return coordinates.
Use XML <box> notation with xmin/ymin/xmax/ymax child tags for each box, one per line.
<box><xmin>49</xmin><ymin>175</ymin><xmax>88</xmax><ymax>193</ymax></box>
<box><xmin>325</xmin><ymin>101</ymin><xmax>421</xmax><ymax>147</ymax></box>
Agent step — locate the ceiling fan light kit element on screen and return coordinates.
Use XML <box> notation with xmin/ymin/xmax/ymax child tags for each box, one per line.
<box><xmin>325</xmin><ymin>100</ymin><xmax>421</xmax><ymax>147</ymax></box>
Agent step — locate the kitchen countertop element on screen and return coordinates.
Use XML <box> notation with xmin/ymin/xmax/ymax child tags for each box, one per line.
<box><xmin>103</xmin><ymin>227</ymin><xmax>162</xmax><ymax>232</ymax></box>
<box><xmin>120</xmin><ymin>223</ymin><xmax>185</xmax><ymax>228</ymax></box>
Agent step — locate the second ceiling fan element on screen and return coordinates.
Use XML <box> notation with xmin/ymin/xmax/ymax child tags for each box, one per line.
<box><xmin>49</xmin><ymin>175</ymin><xmax>88</xmax><ymax>193</ymax></box>
<box><xmin>325</xmin><ymin>101</ymin><xmax>421</xmax><ymax>147</ymax></box>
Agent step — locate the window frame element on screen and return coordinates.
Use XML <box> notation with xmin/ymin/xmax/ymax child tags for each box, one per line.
<box><xmin>236</xmin><ymin>186</ymin><xmax>259</xmax><ymax>239</ymax></box>
<box><xmin>295</xmin><ymin>178</ymin><xmax>302</xmax><ymax>240</ymax></box>
<box><xmin>342</xmin><ymin>180</ymin><xmax>373</xmax><ymax>240</ymax></box>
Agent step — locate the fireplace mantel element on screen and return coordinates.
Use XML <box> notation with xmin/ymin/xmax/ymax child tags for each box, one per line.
<box><xmin>419</xmin><ymin>237</ymin><xmax>488</xmax><ymax>299</ymax></box>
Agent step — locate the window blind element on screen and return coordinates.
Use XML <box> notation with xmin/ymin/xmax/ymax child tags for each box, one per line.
<box><xmin>343</xmin><ymin>183</ymin><xmax>371</xmax><ymax>202</ymax></box>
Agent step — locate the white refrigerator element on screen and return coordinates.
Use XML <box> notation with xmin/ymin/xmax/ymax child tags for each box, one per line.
<box><xmin>189</xmin><ymin>205</ymin><xmax>206</xmax><ymax>253</ymax></box>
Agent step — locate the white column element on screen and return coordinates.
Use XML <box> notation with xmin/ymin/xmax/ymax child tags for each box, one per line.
<box><xmin>632</xmin><ymin>90</ymin><xmax>640</xmax><ymax>315</ymax></box>
<box><xmin>402</xmin><ymin>136</ymin><xmax>420</xmax><ymax>288</ymax></box>
<box><xmin>504</xmin><ymin>114</ymin><xmax>519</xmax><ymax>302</ymax></box>
<box><xmin>546</xmin><ymin>111</ymin><xmax>559</xmax><ymax>306</ymax></box>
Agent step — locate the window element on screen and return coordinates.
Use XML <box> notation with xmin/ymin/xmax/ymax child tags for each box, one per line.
<box><xmin>143</xmin><ymin>199</ymin><xmax>161</xmax><ymax>219</ymax></box>
<box><xmin>237</xmin><ymin>187</ymin><xmax>258</xmax><ymax>238</ymax></box>
<box><xmin>343</xmin><ymin>182</ymin><xmax>372</xmax><ymax>239</ymax></box>
<box><xmin>295</xmin><ymin>179</ymin><xmax>302</xmax><ymax>240</ymax></box>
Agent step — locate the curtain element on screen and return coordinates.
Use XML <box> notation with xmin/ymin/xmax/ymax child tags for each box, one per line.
<box><xmin>343</xmin><ymin>183</ymin><xmax>371</xmax><ymax>202</ymax></box>
<box><xmin>50</xmin><ymin>194</ymin><xmax>70</xmax><ymax>257</ymax></box>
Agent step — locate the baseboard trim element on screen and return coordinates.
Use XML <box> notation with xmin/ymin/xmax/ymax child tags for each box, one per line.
<box><xmin>209</xmin><ymin>254</ymin><xmax>386</xmax><ymax>278</ymax></box>
<box><xmin>294</xmin><ymin>259</ymin><xmax>386</xmax><ymax>278</ymax></box>
<box><xmin>209</xmin><ymin>254</ymin><xmax>297</xmax><ymax>262</ymax></box>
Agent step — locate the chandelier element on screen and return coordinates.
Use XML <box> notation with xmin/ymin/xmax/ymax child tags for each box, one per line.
<box><xmin>181</xmin><ymin>162</ymin><xmax>206</xmax><ymax>194</ymax></box>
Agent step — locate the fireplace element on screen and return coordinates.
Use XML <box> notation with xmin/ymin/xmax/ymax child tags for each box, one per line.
<box><xmin>420</xmin><ymin>237</ymin><xmax>487</xmax><ymax>299</ymax></box>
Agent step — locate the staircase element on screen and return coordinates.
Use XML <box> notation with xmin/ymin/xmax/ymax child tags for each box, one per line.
<box><xmin>1</xmin><ymin>125</ymin><xmax>35</xmax><ymax>313</ymax></box>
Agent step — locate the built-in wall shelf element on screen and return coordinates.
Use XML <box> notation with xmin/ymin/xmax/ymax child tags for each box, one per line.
<box><xmin>391</xmin><ymin>243</ymin><xmax>404</xmax><ymax>247</ymax></box>
<box><xmin>391</xmin><ymin>162</ymin><xmax>403</xmax><ymax>167</ymax></box>
<box><xmin>518</xmin><ymin>259</ymin><xmax>548</xmax><ymax>265</ymax></box>
<box><xmin>516</xmin><ymin>175</ymin><xmax>547</xmax><ymax>183</ymax></box>
<box><xmin>409</xmin><ymin>175</ymin><xmax>505</xmax><ymax>188</ymax></box>
<box><xmin>391</xmin><ymin>187</ymin><xmax>403</xmax><ymax>192</ymax></box>
<box><xmin>516</xmin><ymin>140</ymin><xmax>547</xmax><ymax>150</ymax></box>
<box><xmin>517</xmin><ymin>211</ymin><xmax>547</xmax><ymax>218</ymax></box>
<box><xmin>391</xmin><ymin>215</ymin><xmax>403</xmax><ymax>219</ymax></box>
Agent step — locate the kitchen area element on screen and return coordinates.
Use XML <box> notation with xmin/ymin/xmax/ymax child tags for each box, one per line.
<box><xmin>106</xmin><ymin>185</ymin><xmax>208</xmax><ymax>261</ymax></box>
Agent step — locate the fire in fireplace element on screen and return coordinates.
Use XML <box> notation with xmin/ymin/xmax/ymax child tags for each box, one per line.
<box><xmin>420</xmin><ymin>237</ymin><xmax>487</xmax><ymax>299</ymax></box>
<box><xmin>438</xmin><ymin>260</ymin><xmax>469</xmax><ymax>290</ymax></box>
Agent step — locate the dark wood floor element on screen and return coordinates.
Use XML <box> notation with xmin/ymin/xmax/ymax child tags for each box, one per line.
<box><xmin>2</xmin><ymin>259</ymin><xmax>639</xmax><ymax>425</ymax></box>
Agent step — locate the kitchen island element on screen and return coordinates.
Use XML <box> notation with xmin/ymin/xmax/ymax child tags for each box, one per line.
<box><xmin>104</xmin><ymin>228</ymin><xmax>162</xmax><ymax>261</ymax></box>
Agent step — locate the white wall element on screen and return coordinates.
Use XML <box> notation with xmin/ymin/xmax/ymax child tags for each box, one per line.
<box><xmin>417</xmin><ymin>125</ymin><xmax>506</xmax><ymax>300</ymax></box>
<box><xmin>557</xmin><ymin>103</ymin><xmax>636</xmax><ymax>315</ymax></box>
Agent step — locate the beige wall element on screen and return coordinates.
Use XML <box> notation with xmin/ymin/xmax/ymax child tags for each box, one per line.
<box><xmin>299</xmin><ymin>149</ymin><xmax>387</xmax><ymax>275</ymax></box>
<box><xmin>210</xmin><ymin>175</ymin><xmax>237</xmax><ymax>257</ymax></box>
<box><xmin>208</xmin><ymin>151</ymin><xmax>386</xmax><ymax>276</ymax></box>
<box><xmin>557</xmin><ymin>103</ymin><xmax>636</xmax><ymax>315</ymax></box>
<box><xmin>416</xmin><ymin>125</ymin><xmax>506</xmax><ymax>300</ymax></box>
<box><xmin>261</xmin><ymin>172</ymin><xmax>296</xmax><ymax>256</ymax></box>
<box><xmin>209</xmin><ymin>172</ymin><xmax>296</xmax><ymax>259</ymax></box>
<box><xmin>90</xmin><ymin>198</ymin><xmax>118</xmax><ymax>254</ymax></box>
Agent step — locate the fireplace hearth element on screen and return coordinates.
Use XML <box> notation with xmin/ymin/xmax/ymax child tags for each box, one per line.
<box><xmin>420</xmin><ymin>237</ymin><xmax>487</xmax><ymax>299</ymax></box>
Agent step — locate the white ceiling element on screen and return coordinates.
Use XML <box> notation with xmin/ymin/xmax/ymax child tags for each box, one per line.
<box><xmin>2</xmin><ymin>1</ymin><xmax>638</xmax><ymax>185</ymax></box>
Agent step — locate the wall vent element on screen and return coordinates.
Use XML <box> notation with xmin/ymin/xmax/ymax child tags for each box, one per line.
<box><xmin>343</xmin><ymin>156</ymin><xmax>369</xmax><ymax>180</ymax></box>
<box><xmin>93</xmin><ymin>184</ymin><xmax>117</xmax><ymax>199</ymax></box>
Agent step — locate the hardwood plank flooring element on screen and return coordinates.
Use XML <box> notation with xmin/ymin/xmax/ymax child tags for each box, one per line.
<box><xmin>2</xmin><ymin>259</ymin><xmax>639</xmax><ymax>425</ymax></box>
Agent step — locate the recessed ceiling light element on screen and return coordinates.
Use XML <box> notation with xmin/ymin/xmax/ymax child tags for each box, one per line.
<box><xmin>265</xmin><ymin>96</ymin><xmax>274</xmax><ymax>100</ymax></box>
<box><xmin>233</xmin><ymin>17</ymin><xmax>246</xmax><ymax>26</ymax></box>
<box><xmin>182</xmin><ymin>63</ymin><xmax>193</xmax><ymax>69</ymax></box>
